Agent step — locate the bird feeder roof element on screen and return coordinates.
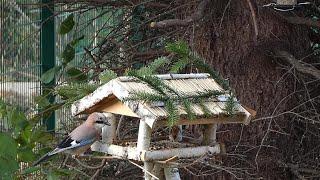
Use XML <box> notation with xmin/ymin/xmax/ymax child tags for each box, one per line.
<box><xmin>71</xmin><ymin>73</ymin><xmax>253</xmax><ymax>128</ymax></box>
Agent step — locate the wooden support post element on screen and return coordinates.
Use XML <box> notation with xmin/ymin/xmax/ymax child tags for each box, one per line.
<box><xmin>152</xmin><ymin>163</ymin><xmax>164</xmax><ymax>180</ymax></box>
<box><xmin>137</xmin><ymin>119</ymin><xmax>152</xmax><ymax>150</ymax></box>
<box><xmin>102</xmin><ymin>113</ymin><xmax>116</xmax><ymax>144</ymax></box>
<box><xmin>202</xmin><ymin>123</ymin><xmax>217</xmax><ymax>145</ymax></box>
<box><xmin>137</xmin><ymin>119</ymin><xmax>153</xmax><ymax>180</ymax></box>
<box><xmin>144</xmin><ymin>162</ymin><xmax>154</xmax><ymax>180</ymax></box>
<box><xmin>164</xmin><ymin>167</ymin><xmax>181</xmax><ymax>180</ymax></box>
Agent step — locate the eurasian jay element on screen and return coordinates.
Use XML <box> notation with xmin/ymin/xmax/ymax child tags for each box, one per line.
<box><xmin>33</xmin><ymin>112</ymin><xmax>111</xmax><ymax>166</ymax></box>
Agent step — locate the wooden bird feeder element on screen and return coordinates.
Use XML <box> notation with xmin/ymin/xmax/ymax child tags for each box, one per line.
<box><xmin>264</xmin><ymin>0</ymin><xmax>310</xmax><ymax>11</ymax></box>
<box><xmin>71</xmin><ymin>73</ymin><xmax>254</xmax><ymax>180</ymax></box>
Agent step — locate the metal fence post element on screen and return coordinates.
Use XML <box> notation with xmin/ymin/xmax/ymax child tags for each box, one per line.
<box><xmin>41</xmin><ymin>0</ymin><xmax>55</xmax><ymax>132</ymax></box>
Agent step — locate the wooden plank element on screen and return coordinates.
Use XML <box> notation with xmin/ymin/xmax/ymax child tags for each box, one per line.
<box><xmin>155</xmin><ymin>114</ymin><xmax>248</xmax><ymax>127</ymax></box>
<box><xmin>243</xmin><ymin>105</ymin><xmax>257</xmax><ymax>118</ymax></box>
<box><xmin>99</xmin><ymin>97</ymin><xmax>139</xmax><ymax>117</ymax></box>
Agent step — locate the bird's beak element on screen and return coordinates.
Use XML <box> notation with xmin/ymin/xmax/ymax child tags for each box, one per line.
<box><xmin>103</xmin><ymin>121</ymin><xmax>111</xmax><ymax>126</ymax></box>
<box><xmin>96</xmin><ymin>120</ymin><xmax>111</xmax><ymax>126</ymax></box>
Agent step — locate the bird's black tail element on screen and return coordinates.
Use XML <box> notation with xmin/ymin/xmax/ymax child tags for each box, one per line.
<box><xmin>32</xmin><ymin>153</ymin><xmax>55</xmax><ymax>166</ymax></box>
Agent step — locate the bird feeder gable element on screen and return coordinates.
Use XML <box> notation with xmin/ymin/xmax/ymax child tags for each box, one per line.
<box><xmin>95</xmin><ymin>95</ymin><xmax>140</xmax><ymax>118</ymax></box>
<box><xmin>263</xmin><ymin>0</ymin><xmax>311</xmax><ymax>11</ymax></box>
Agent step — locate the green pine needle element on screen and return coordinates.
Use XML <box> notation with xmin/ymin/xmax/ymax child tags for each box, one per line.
<box><xmin>193</xmin><ymin>59</ymin><xmax>230</xmax><ymax>90</ymax></box>
<box><xmin>182</xmin><ymin>99</ymin><xmax>195</xmax><ymax>120</ymax></box>
<box><xmin>137</xmin><ymin>57</ymin><xmax>169</xmax><ymax>76</ymax></box>
<box><xmin>224</xmin><ymin>93</ymin><xmax>237</xmax><ymax>116</ymax></box>
<box><xmin>165</xmin><ymin>41</ymin><xmax>189</xmax><ymax>57</ymax></box>
<box><xmin>99</xmin><ymin>69</ymin><xmax>117</xmax><ymax>84</ymax></box>
<box><xmin>165</xmin><ymin>100</ymin><xmax>179</xmax><ymax>127</ymax></box>
<box><xmin>170</xmin><ymin>57</ymin><xmax>189</xmax><ymax>73</ymax></box>
<box><xmin>55</xmin><ymin>83</ymin><xmax>98</xmax><ymax>106</ymax></box>
<box><xmin>199</xmin><ymin>98</ymin><xmax>212</xmax><ymax>118</ymax></box>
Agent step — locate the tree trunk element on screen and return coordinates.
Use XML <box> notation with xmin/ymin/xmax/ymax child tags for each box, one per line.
<box><xmin>187</xmin><ymin>0</ymin><xmax>310</xmax><ymax>178</ymax></box>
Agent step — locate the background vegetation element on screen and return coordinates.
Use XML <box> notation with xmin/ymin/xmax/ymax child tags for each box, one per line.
<box><xmin>1</xmin><ymin>0</ymin><xmax>320</xmax><ymax>179</ymax></box>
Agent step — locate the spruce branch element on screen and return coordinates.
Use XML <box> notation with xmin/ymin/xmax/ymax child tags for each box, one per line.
<box><xmin>224</xmin><ymin>93</ymin><xmax>237</xmax><ymax>116</ymax></box>
<box><xmin>55</xmin><ymin>83</ymin><xmax>98</xmax><ymax>106</ymax></box>
<box><xmin>99</xmin><ymin>69</ymin><xmax>117</xmax><ymax>84</ymax></box>
<box><xmin>165</xmin><ymin>100</ymin><xmax>179</xmax><ymax>126</ymax></box>
<box><xmin>182</xmin><ymin>99</ymin><xmax>196</xmax><ymax>120</ymax></box>
<box><xmin>193</xmin><ymin>58</ymin><xmax>230</xmax><ymax>90</ymax></box>
<box><xmin>199</xmin><ymin>98</ymin><xmax>212</xmax><ymax>118</ymax></box>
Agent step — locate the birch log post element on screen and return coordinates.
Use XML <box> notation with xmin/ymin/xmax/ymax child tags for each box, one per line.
<box><xmin>151</xmin><ymin>163</ymin><xmax>164</xmax><ymax>180</ymax></box>
<box><xmin>202</xmin><ymin>123</ymin><xmax>217</xmax><ymax>145</ymax></box>
<box><xmin>91</xmin><ymin>143</ymin><xmax>221</xmax><ymax>161</ymax></box>
<box><xmin>137</xmin><ymin>119</ymin><xmax>153</xmax><ymax>180</ymax></box>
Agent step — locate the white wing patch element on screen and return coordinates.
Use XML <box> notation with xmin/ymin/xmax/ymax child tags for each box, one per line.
<box><xmin>48</xmin><ymin>140</ymin><xmax>82</xmax><ymax>156</ymax></box>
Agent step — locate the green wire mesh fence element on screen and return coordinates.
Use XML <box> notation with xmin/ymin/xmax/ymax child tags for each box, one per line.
<box><xmin>0</xmin><ymin>0</ymin><xmax>41</xmax><ymax>131</ymax></box>
<box><xmin>0</xmin><ymin>0</ymin><xmax>118</xmax><ymax>133</ymax></box>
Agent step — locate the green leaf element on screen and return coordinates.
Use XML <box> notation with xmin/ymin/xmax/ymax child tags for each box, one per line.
<box><xmin>20</xmin><ymin>166</ymin><xmax>41</xmax><ymax>175</ymax></box>
<box><xmin>59</xmin><ymin>14</ymin><xmax>75</xmax><ymax>35</ymax></box>
<box><xmin>18</xmin><ymin>146</ymin><xmax>35</xmax><ymax>162</ymax></box>
<box><xmin>0</xmin><ymin>133</ymin><xmax>17</xmax><ymax>157</ymax></box>
<box><xmin>34</xmin><ymin>95</ymin><xmax>51</xmax><ymax>109</ymax></box>
<box><xmin>31</xmin><ymin>130</ymin><xmax>53</xmax><ymax>144</ymax></box>
<box><xmin>0</xmin><ymin>100</ymin><xmax>7</xmax><ymax>118</ymax></box>
<box><xmin>65</xmin><ymin>67</ymin><xmax>87</xmax><ymax>82</ymax></box>
<box><xmin>70</xmin><ymin>35</ymin><xmax>84</xmax><ymax>47</ymax></box>
<box><xmin>0</xmin><ymin>156</ymin><xmax>19</xmax><ymax>179</ymax></box>
<box><xmin>21</xmin><ymin>125</ymin><xmax>32</xmax><ymax>143</ymax></box>
<box><xmin>47</xmin><ymin>170</ymin><xmax>59</xmax><ymax>180</ymax></box>
<box><xmin>62</xmin><ymin>44</ymin><xmax>75</xmax><ymax>65</ymax></box>
<box><xmin>0</xmin><ymin>133</ymin><xmax>18</xmax><ymax>178</ymax></box>
<box><xmin>41</xmin><ymin>66</ymin><xmax>61</xmax><ymax>84</ymax></box>
<box><xmin>8</xmin><ymin>108</ymin><xmax>29</xmax><ymax>133</ymax></box>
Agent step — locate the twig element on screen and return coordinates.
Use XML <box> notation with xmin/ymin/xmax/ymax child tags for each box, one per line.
<box><xmin>284</xmin><ymin>16</ymin><xmax>320</xmax><ymax>28</ymax></box>
<box><xmin>116</xmin><ymin>115</ymin><xmax>125</xmax><ymax>140</ymax></box>
<box><xmin>275</xmin><ymin>50</ymin><xmax>320</xmax><ymax>79</ymax></box>
<box><xmin>90</xmin><ymin>155</ymin><xmax>123</xmax><ymax>160</ymax></box>
<box><xmin>74</xmin><ymin>157</ymin><xmax>107</xmax><ymax>169</ymax></box>
<box><xmin>128</xmin><ymin>160</ymin><xmax>159</xmax><ymax>180</ymax></box>
<box><xmin>90</xmin><ymin>159</ymin><xmax>107</xmax><ymax>180</ymax></box>
<box><xmin>156</xmin><ymin>156</ymin><xmax>178</xmax><ymax>164</ymax></box>
<box><xmin>150</xmin><ymin>0</ymin><xmax>209</xmax><ymax>28</ymax></box>
<box><xmin>65</xmin><ymin>164</ymin><xmax>91</xmax><ymax>178</ymax></box>
<box><xmin>219</xmin><ymin>0</ymin><xmax>232</xmax><ymax>28</ymax></box>
<box><xmin>245</xmin><ymin>0</ymin><xmax>258</xmax><ymax>43</ymax></box>
<box><xmin>59</xmin><ymin>154</ymin><xmax>69</xmax><ymax>168</ymax></box>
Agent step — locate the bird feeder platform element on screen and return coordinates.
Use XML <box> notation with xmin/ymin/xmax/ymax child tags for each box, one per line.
<box><xmin>71</xmin><ymin>73</ymin><xmax>254</xmax><ymax>180</ymax></box>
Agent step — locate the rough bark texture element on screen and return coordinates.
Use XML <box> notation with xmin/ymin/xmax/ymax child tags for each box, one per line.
<box><xmin>194</xmin><ymin>0</ymin><xmax>308</xmax><ymax>116</ymax></box>
<box><xmin>180</xmin><ymin>0</ymin><xmax>311</xmax><ymax>179</ymax></box>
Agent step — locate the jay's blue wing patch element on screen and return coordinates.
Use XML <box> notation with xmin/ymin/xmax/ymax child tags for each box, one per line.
<box><xmin>47</xmin><ymin>135</ymin><xmax>96</xmax><ymax>156</ymax></box>
<box><xmin>57</xmin><ymin>135</ymin><xmax>95</xmax><ymax>149</ymax></box>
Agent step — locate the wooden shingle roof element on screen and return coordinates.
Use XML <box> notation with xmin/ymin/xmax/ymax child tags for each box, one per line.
<box><xmin>71</xmin><ymin>73</ymin><xmax>252</xmax><ymax>128</ymax></box>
